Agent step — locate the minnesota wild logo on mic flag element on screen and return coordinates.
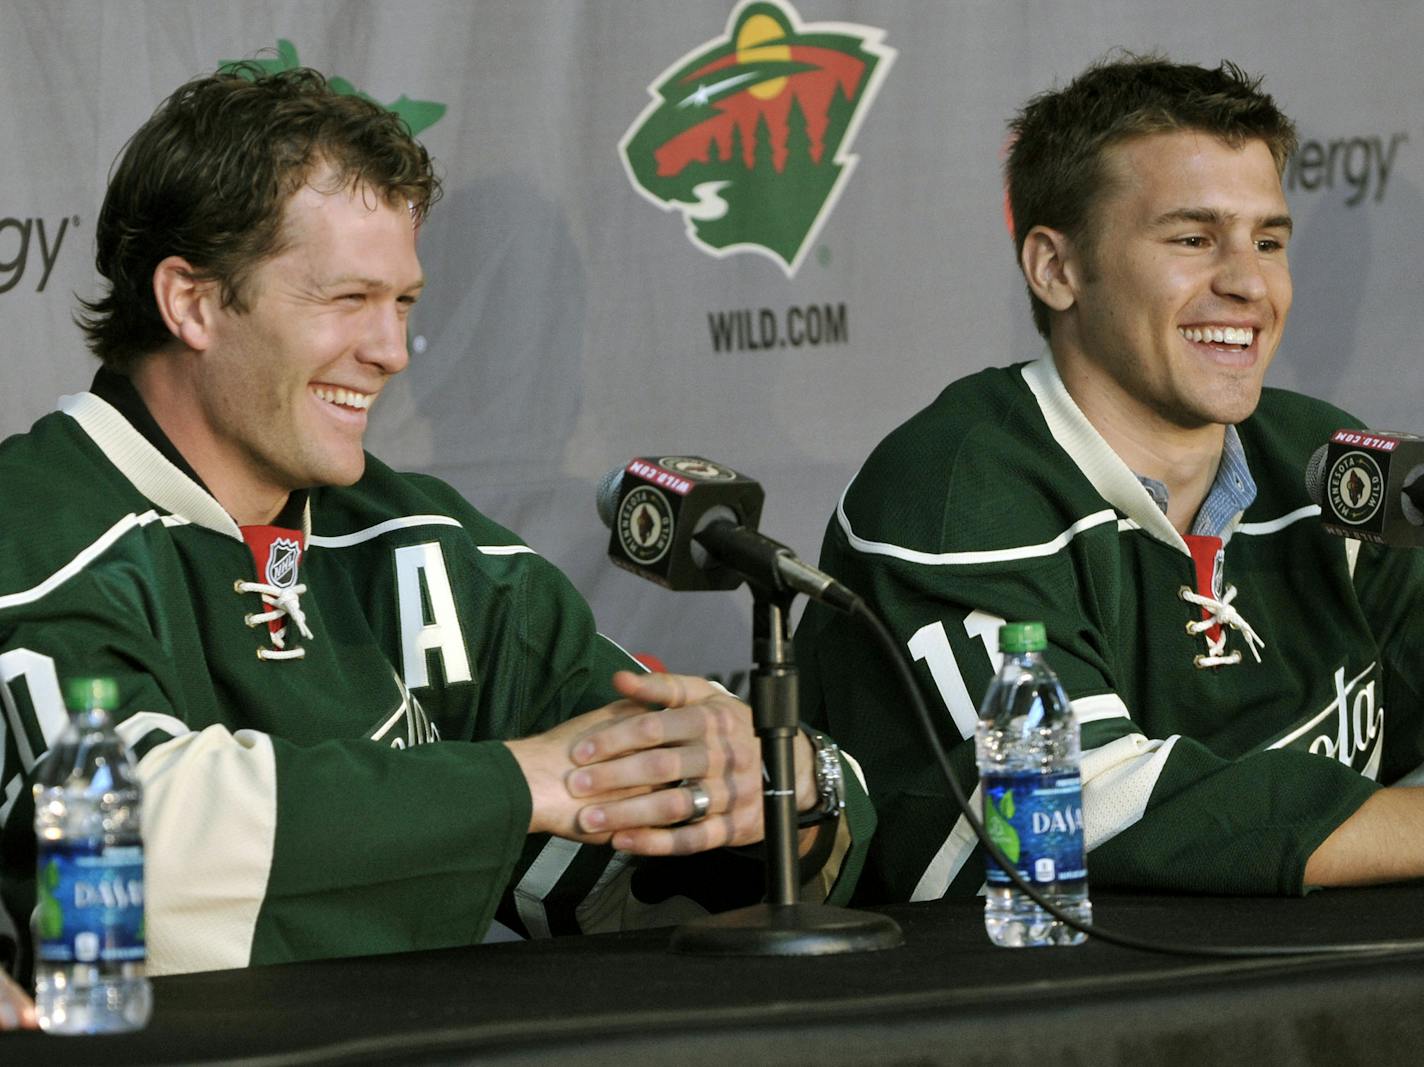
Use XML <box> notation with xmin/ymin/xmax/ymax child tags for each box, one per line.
<box><xmin>619</xmin><ymin>1</ymin><xmax>894</xmax><ymax>276</ymax></box>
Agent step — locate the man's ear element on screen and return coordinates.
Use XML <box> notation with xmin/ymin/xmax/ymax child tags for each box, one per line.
<box><xmin>152</xmin><ymin>256</ymin><xmax>219</xmax><ymax>351</ymax></box>
<box><xmin>1020</xmin><ymin>225</ymin><xmax>1082</xmax><ymax>314</ymax></box>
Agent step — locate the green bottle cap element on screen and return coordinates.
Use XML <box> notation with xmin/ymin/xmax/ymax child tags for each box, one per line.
<box><xmin>999</xmin><ymin>621</ymin><xmax>1047</xmax><ymax>653</ymax></box>
<box><xmin>64</xmin><ymin>677</ymin><xmax>119</xmax><ymax>712</ymax></box>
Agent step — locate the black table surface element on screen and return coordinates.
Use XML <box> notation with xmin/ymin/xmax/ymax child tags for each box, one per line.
<box><xmin>9</xmin><ymin>885</ymin><xmax>1424</xmax><ymax>1066</ymax></box>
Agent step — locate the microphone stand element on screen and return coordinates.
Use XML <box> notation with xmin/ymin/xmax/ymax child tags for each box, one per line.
<box><xmin>669</xmin><ymin>584</ymin><xmax>903</xmax><ymax>955</ymax></box>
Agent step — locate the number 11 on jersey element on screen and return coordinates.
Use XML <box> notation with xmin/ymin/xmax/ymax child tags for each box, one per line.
<box><xmin>907</xmin><ymin>611</ymin><xmax>1005</xmax><ymax>740</ymax></box>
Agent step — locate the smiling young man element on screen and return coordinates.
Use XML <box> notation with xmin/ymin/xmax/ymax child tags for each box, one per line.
<box><xmin>0</xmin><ymin>67</ymin><xmax>861</xmax><ymax>1005</ymax></box>
<box><xmin>796</xmin><ymin>56</ymin><xmax>1424</xmax><ymax>907</ymax></box>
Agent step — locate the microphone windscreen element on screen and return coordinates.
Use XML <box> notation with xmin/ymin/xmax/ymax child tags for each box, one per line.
<box><xmin>1304</xmin><ymin>444</ymin><xmax>1329</xmax><ymax>507</ymax></box>
<box><xmin>594</xmin><ymin>467</ymin><xmax>625</xmax><ymax>530</ymax></box>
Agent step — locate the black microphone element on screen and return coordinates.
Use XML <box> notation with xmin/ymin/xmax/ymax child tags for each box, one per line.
<box><xmin>1304</xmin><ymin>429</ymin><xmax>1424</xmax><ymax>547</ymax></box>
<box><xmin>596</xmin><ymin>456</ymin><xmax>861</xmax><ymax>612</ymax></box>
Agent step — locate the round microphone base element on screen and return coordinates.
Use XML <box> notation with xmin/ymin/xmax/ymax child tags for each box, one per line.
<box><xmin>668</xmin><ymin>902</ymin><xmax>904</xmax><ymax>956</ymax></box>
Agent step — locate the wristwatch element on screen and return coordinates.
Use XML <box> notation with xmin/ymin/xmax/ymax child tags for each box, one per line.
<box><xmin>798</xmin><ymin>728</ymin><xmax>846</xmax><ymax>827</ymax></box>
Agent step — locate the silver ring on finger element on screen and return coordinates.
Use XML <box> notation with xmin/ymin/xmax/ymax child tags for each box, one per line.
<box><xmin>677</xmin><ymin>778</ymin><xmax>711</xmax><ymax>825</ymax></box>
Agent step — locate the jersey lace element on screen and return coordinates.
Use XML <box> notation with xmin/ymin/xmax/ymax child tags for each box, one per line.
<box><xmin>235</xmin><ymin>579</ymin><xmax>314</xmax><ymax>660</ymax></box>
<box><xmin>1179</xmin><ymin>584</ymin><xmax>1265</xmax><ymax>669</ymax></box>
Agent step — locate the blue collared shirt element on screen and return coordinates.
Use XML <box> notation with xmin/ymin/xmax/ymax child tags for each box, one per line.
<box><xmin>1137</xmin><ymin>425</ymin><xmax>1257</xmax><ymax>540</ymax></box>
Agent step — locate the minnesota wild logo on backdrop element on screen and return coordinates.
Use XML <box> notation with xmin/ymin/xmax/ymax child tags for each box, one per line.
<box><xmin>619</xmin><ymin>1</ymin><xmax>894</xmax><ymax>275</ymax></box>
<box><xmin>221</xmin><ymin>40</ymin><xmax>447</xmax><ymax>135</ymax></box>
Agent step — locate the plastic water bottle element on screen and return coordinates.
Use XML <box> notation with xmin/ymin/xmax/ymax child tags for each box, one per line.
<box><xmin>975</xmin><ymin>622</ymin><xmax>1090</xmax><ymax>947</ymax></box>
<box><xmin>32</xmin><ymin>677</ymin><xmax>152</xmax><ymax>1033</ymax></box>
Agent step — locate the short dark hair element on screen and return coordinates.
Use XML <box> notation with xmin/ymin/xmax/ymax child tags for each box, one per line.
<box><xmin>79</xmin><ymin>65</ymin><xmax>441</xmax><ymax>370</ymax></box>
<box><xmin>1006</xmin><ymin>53</ymin><xmax>1297</xmax><ymax>338</ymax></box>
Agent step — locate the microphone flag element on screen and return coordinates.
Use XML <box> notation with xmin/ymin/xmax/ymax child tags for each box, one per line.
<box><xmin>1306</xmin><ymin>430</ymin><xmax>1424</xmax><ymax>547</ymax></box>
<box><xmin>599</xmin><ymin>456</ymin><xmax>765</xmax><ymax>591</ymax></box>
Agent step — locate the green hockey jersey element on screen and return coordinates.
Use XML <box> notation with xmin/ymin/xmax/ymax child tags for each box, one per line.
<box><xmin>797</xmin><ymin>356</ymin><xmax>1424</xmax><ymax>901</ymax></box>
<box><xmin>0</xmin><ymin>387</ymin><xmax>864</xmax><ymax>977</ymax></box>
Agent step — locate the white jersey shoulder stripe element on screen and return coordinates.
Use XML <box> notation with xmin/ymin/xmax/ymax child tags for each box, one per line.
<box><xmin>308</xmin><ymin>514</ymin><xmax>538</xmax><ymax>557</ymax></box>
<box><xmin>1234</xmin><ymin>505</ymin><xmax>1321</xmax><ymax>536</ymax></box>
<box><xmin>837</xmin><ymin>488</ymin><xmax>1119</xmax><ymax>567</ymax></box>
<box><xmin>308</xmin><ymin>515</ymin><xmax>464</xmax><ymax>548</ymax></box>
<box><xmin>0</xmin><ymin>510</ymin><xmax>167</xmax><ymax>610</ymax></box>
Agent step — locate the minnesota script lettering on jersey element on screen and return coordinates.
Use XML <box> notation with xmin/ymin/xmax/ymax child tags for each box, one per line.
<box><xmin>1271</xmin><ymin>661</ymin><xmax>1383</xmax><ymax>775</ymax></box>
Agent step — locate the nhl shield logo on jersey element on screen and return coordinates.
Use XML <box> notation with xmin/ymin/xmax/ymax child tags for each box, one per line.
<box><xmin>266</xmin><ymin>538</ymin><xmax>302</xmax><ymax>590</ymax></box>
<box><xmin>1327</xmin><ymin>451</ymin><xmax>1385</xmax><ymax>525</ymax></box>
<box><xmin>619</xmin><ymin>1</ymin><xmax>895</xmax><ymax>275</ymax></box>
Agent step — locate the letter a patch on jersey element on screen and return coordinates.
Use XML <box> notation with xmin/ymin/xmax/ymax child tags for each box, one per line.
<box><xmin>394</xmin><ymin>542</ymin><xmax>472</xmax><ymax>689</ymax></box>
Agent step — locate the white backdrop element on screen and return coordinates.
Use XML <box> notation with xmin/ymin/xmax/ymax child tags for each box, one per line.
<box><xmin>2</xmin><ymin>0</ymin><xmax>1420</xmax><ymax>690</ymax></box>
